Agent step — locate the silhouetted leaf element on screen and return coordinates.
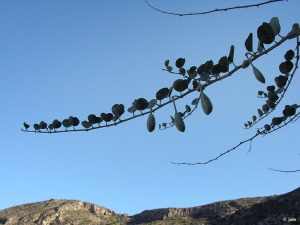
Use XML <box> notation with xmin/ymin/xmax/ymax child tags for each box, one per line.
<box><xmin>174</xmin><ymin>112</ymin><xmax>185</xmax><ymax>132</ymax></box>
<box><xmin>284</xmin><ymin>50</ymin><xmax>295</xmax><ymax>61</ymax></box>
<box><xmin>69</xmin><ymin>116</ymin><xmax>80</xmax><ymax>127</ymax></box>
<box><xmin>33</xmin><ymin>123</ymin><xmax>40</xmax><ymax>131</ymax></box>
<box><xmin>245</xmin><ymin>33</ymin><xmax>253</xmax><ymax>52</ymax></box>
<box><xmin>88</xmin><ymin>114</ymin><xmax>98</xmax><ymax>124</ymax></box>
<box><xmin>228</xmin><ymin>45</ymin><xmax>234</xmax><ymax>63</ymax></box>
<box><xmin>175</xmin><ymin>58</ymin><xmax>185</xmax><ymax>68</ymax></box>
<box><xmin>270</xmin><ymin>17</ymin><xmax>281</xmax><ymax>36</ymax></box>
<box><xmin>101</xmin><ymin>113</ymin><xmax>113</xmax><ymax>123</ymax></box>
<box><xmin>23</xmin><ymin>122</ymin><xmax>30</xmax><ymax>130</ymax></box>
<box><xmin>275</xmin><ymin>75</ymin><xmax>287</xmax><ymax>88</ymax></box>
<box><xmin>147</xmin><ymin>112</ymin><xmax>156</xmax><ymax>132</ymax></box>
<box><xmin>52</xmin><ymin>119</ymin><xmax>62</xmax><ymax>129</ymax></box>
<box><xmin>201</xmin><ymin>92</ymin><xmax>213</xmax><ymax>115</ymax></box>
<box><xmin>164</xmin><ymin>60</ymin><xmax>169</xmax><ymax>67</ymax></box>
<box><xmin>173</xmin><ymin>79</ymin><xmax>189</xmax><ymax>92</ymax></box>
<box><xmin>252</xmin><ymin>65</ymin><xmax>265</xmax><ymax>83</ymax></box>
<box><xmin>257</xmin><ymin>22</ymin><xmax>275</xmax><ymax>44</ymax></box>
<box><xmin>218</xmin><ymin>56</ymin><xmax>229</xmax><ymax>73</ymax></box>
<box><xmin>191</xmin><ymin>98</ymin><xmax>199</xmax><ymax>105</ymax></box>
<box><xmin>82</xmin><ymin>120</ymin><xmax>92</xmax><ymax>129</ymax></box>
<box><xmin>258</xmin><ymin>109</ymin><xmax>264</xmax><ymax>117</ymax></box>
<box><xmin>156</xmin><ymin>87</ymin><xmax>169</xmax><ymax>101</ymax></box>
<box><xmin>166</xmin><ymin>66</ymin><xmax>173</xmax><ymax>72</ymax></box>
<box><xmin>62</xmin><ymin>119</ymin><xmax>71</xmax><ymax>128</ymax></box>
<box><xmin>287</xmin><ymin>23</ymin><xmax>300</xmax><ymax>39</ymax></box>
<box><xmin>134</xmin><ymin>98</ymin><xmax>148</xmax><ymax>111</ymax></box>
<box><xmin>112</xmin><ymin>104</ymin><xmax>125</xmax><ymax>118</ymax></box>
<box><xmin>127</xmin><ymin>105</ymin><xmax>136</xmax><ymax>114</ymax></box>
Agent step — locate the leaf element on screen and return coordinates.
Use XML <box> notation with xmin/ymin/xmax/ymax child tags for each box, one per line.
<box><xmin>179</xmin><ymin>68</ymin><xmax>186</xmax><ymax>75</ymax></box>
<box><xmin>257</xmin><ymin>41</ymin><xmax>264</xmax><ymax>53</ymax></box>
<box><xmin>200</xmin><ymin>92</ymin><xmax>213</xmax><ymax>115</ymax></box>
<box><xmin>148</xmin><ymin>99</ymin><xmax>157</xmax><ymax>109</ymax></box>
<box><xmin>270</xmin><ymin>17</ymin><xmax>281</xmax><ymax>36</ymax></box>
<box><xmin>127</xmin><ymin>105</ymin><xmax>136</xmax><ymax>114</ymax></box>
<box><xmin>112</xmin><ymin>104</ymin><xmax>125</xmax><ymax>118</ymax></box>
<box><xmin>257</xmin><ymin>22</ymin><xmax>275</xmax><ymax>44</ymax></box>
<box><xmin>175</xmin><ymin>58</ymin><xmax>185</xmax><ymax>68</ymax></box>
<box><xmin>166</xmin><ymin>66</ymin><xmax>173</xmax><ymax>72</ymax></box>
<box><xmin>39</xmin><ymin>121</ymin><xmax>47</xmax><ymax>129</ymax></box>
<box><xmin>245</xmin><ymin>33</ymin><xmax>253</xmax><ymax>52</ymax></box>
<box><xmin>52</xmin><ymin>119</ymin><xmax>62</xmax><ymax>129</ymax></box>
<box><xmin>173</xmin><ymin>79</ymin><xmax>188</xmax><ymax>92</ymax></box>
<box><xmin>88</xmin><ymin>114</ymin><xmax>98</xmax><ymax>124</ymax></box>
<box><xmin>69</xmin><ymin>116</ymin><xmax>80</xmax><ymax>127</ymax></box>
<box><xmin>200</xmin><ymin>72</ymin><xmax>210</xmax><ymax>81</ymax></box>
<box><xmin>23</xmin><ymin>122</ymin><xmax>30</xmax><ymax>130</ymax></box>
<box><xmin>218</xmin><ymin>56</ymin><xmax>229</xmax><ymax>73</ymax></box>
<box><xmin>101</xmin><ymin>113</ymin><xmax>113</xmax><ymax>123</ymax></box>
<box><xmin>33</xmin><ymin>124</ymin><xmax>40</xmax><ymax>131</ymax></box>
<box><xmin>287</xmin><ymin>23</ymin><xmax>300</xmax><ymax>39</ymax></box>
<box><xmin>62</xmin><ymin>119</ymin><xmax>71</xmax><ymax>128</ymax></box>
<box><xmin>134</xmin><ymin>98</ymin><xmax>149</xmax><ymax>111</ymax></box>
<box><xmin>191</xmin><ymin>98</ymin><xmax>199</xmax><ymax>105</ymax></box>
<box><xmin>252</xmin><ymin>65</ymin><xmax>265</xmax><ymax>83</ymax></box>
<box><xmin>228</xmin><ymin>45</ymin><xmax>234</xmax><ymax>63</ymax></box>
<box><xmin>252</xmin><ymin>115</ymin><xmax>257</xmax><ymax>122</ymax></box>
<box><xmin>146</xmin><ymin>112</ymin><xmax>156</xmax><ymax>132</ymax></box>
<box><xmin>257</xmin><ymin>109</ymin><xmax>264</xmax><ymax>117</ymax></box>
<box><xmin>156</xmin><ymin>87</ymin><xmax>170</xmax><ymax>101</ymax></box>
<box><xmin>185</xmin><ymin>105</ymin><xmax>191</xmax><ymax>113</ymax></box>
<box><xmin>164</xmin><ymin>60</ymin><xmax>169</xmax><ymax>67</ymax></box>
<box><xmin>174</xmin><ymin>112</ymin><xmax>185</xmax><ymax>132</ymax></box>
<box><xmin>82</xmin><ymin>120</ymin><xmax>92</xmax><ymax>129</ymax></box>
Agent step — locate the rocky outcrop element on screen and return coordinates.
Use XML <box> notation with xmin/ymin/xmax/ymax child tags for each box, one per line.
<box><xmin>0</xmin><ymin>187</ymin><xmax>299</xmax><ymax>225</ymax></box>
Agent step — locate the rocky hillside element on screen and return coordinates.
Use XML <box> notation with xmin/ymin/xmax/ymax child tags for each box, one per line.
<box><xmin>0</xmin><ymin>187</ymin><xmax>299</xmax><ymax>225</ymax></box>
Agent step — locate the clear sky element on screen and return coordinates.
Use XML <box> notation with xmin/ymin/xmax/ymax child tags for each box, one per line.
<box><xmin>0</xmin><ymin>0</ymin><xmax>299</xmax><ymax>216</ymax></box>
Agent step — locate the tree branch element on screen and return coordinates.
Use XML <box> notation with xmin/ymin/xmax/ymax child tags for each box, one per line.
<box><xmin>145</xmin><ymin>0</ymin><xmax>287</xmax><ymax>17</ymax></box>
<box><xmin>268</xmin><ymin>168</ymin><xmax>300</xmax><ymax>173</ymax></box>
<box><xmin>171</xmin><ymin>132</ymin><xmax>261</xmax><ymax>165</ymax></box>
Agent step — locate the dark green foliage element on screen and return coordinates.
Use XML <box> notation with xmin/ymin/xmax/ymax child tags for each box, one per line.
<box><xmin>173</xmin><ymin>79</ymin><xmax>189</xmax><ymax>92</ymax></box>
<box><xmin>39</xmin><ymin>121</ymin><xmax>47</xmax><ymax>129</ymax></box>
<box><xmin>156</xmin><ymin>87</ymin><xmax>169</xmax><ymax>101</ymax></box>
<box><xmin>257</xmin><ymin>22</ymin><xmax>275</xmax><ymax>44</ymax></box>
<box><xmin>62</xmin><ymin>119</ymin><xmax>71</xmax><ymax>129</ymax></box>
<box><xmin>228</xmin><ymin>45</ymin><xmax>234</xmax><ymax>63</ymax></box>
<box><xmin>33</xmin><ymin>124</ymin><xmax>40</xmax><ymax>131</ymax></box>
<box><xmin>283</xmin><ymin>105</ymin><xmax>296</xmax><ymax>117</ymax></box>
<box><xmin>272</xmin><ymin>117</ymin><xmax>282</xmax><ymax>126</ymax></box>
<box><xmin>112</xmin><ymin>104</ymin><xmax>125</xmax><ymax>118</ymax></box>
<box><xmin>82</xmin><ymin>120</ymin><xmax>92</xmax><ymax>129</ymax></box>
<box><xmin>23</xmin><ymin>122</ymin><xmax>30</xmax><ymax>130</ymax></box>
<box><xmin>52</xmin><ymin>119</ymin><xmax>62</xmax><ymax>129</ymax></box>
<box><xmin>267</xmin><ymin>85</ymin><xmax>275</xmax><ymax>92</ymax></box>
<box><xmin>101</xmin><ymin>113</ymin><xmax>113</xmax><ymax>123</ymax></box>
<box><xmin>175</xmin><ymin>58</ymin><xmax>185</xmax><ymax>68</ymax></box>
<box><xmin>245</xmin><ymin>33</ymin><xmax>253</xmax><ymax>52</ymax></box>
<box><xmin>133</xmin><ymin>98</ymin><xmax>148</xmax><ymax>111</ymax></box>
<box><xmin>218</xmin><ymin>56</ymin><xmax>229</xmax><ymax>73</ymax></box>
<box><xmin>275</xmin><ymin>75</ymin><xmax>287</xmax><ymax>88</ymax></box>
<box><xmin>284</xmin><ymin>50</ymin><xmax>295</xmax><ymax>61</ymax></box>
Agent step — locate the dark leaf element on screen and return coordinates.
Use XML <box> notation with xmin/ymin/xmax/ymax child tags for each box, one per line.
<box><xmin>228</xmin><ymin>45</ymin><xmax>234</xmax><ymax>63</ymax></box>
<box><xmin>146</xmin><ymin>112</ymin><xmax>156</xmax><ymax>132</ymax></box>
<box><xmin>175</xmin><ymin>58</ymin><xmax>185</xmax><ymax>68</ymax></box>
<box><xmin>62</xmin><ymin>119</ymin><xmax>71</xmax><ymax>128</ymax></box>
<box><xmin>284</xmin><ymin>50</ymin><xmax>295</xmax><ymax>61</ymax></box>
<box><xmin>52</xmin><ymin>119</ymin><xmax>62</xmax><ymax>129</ymax></box>
<box><xmin>82</xmin><ymin>120</ymin><xmax>92</xmax><ymax>129</ymax></box>
<box><xmin>218</xmin><ymin>56</ymin><xmax>229</xmax><ymax>73</ymax></box>
<box><xmin>33</xmin><ymin>123</ymin><xmax>40</xmax><ymax>131</ymax></box>
<box><xmin>156</xmin><ymin>87</ymin><xmax>169</xmax><ymax>101</ymax></box>
<box><xmin>173</xmin><ymin>79</ymin><xmax>189</xmax><ymax>92</ymax></box>
<box><xmin>112</xmin><ymin>104</ymin><xmax>125</xmax><ymax>118</ymax></box>
<box><xmin>133</xmin><ymin>98</ymin><xmax>149</xmax><ymax>111</ymax></box>
<box><xmin>257</xmin><ymin>22</ymin><xmax>275</xmax><ymax>44</ymax></box>
<box><xmin>275</xmin><ymin>75</ymin><xmax>287</xmax><ymax>88</ymax></box>
<box><xmin>23</xmin><ymin>122</ymin><xmax>30</xmax><ymax>130</ymax></box>
<box><xmin>245</xmin><ymin>33</ymin><xmax>253</xmax><ymax>52</ymax></box>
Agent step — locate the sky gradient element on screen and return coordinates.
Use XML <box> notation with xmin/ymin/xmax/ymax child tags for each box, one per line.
<box><xmin>1</xmin><ymin>0</ymin><xmax>299</xmax><ymax>215</ymax></box>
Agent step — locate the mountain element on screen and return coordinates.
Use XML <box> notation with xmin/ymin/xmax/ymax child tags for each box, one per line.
<box><xmin>0</xmin><ymin>187</ymin><xmax>299</xmax><ymax>225</ymax></box>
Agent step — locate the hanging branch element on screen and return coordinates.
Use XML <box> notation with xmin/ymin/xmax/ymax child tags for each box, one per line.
<box><xmin>144</xmin><ymin>0</ymin><xmax>287</xmax><ymax>17</ymax></box>
<box><xmin>171</xmin><ymin>132</ymin><xmax>261</xmax><ymax>165</ymax></box>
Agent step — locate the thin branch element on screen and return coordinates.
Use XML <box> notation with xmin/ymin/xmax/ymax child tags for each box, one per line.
<box><xmin>145</xmin><ymin>0</ymin><xmax>287</xmax><ymax>17</ymax></box>
<box><xmin>171</xmin><ymin>132</ymin><xmax>261</xmax><ymax>165</ymax></box>
<box><xmin>268</xmin><ymin>168</ymin><xmax>300</xmax><ymax>173</ymax></box>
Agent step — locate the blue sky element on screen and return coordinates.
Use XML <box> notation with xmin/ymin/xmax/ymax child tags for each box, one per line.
<box><xmin>0</xmin><ymin>0</ymin><xmax>299</xmax><ymax>216</ymax></box>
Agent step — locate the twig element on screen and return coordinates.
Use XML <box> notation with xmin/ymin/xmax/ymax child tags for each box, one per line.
<box><xmin>145</xmin><ymin>0</ymin><xmax>287</xmax><ymax>17</ymax></box>
<box><xmin>171</xmin><ymin>132</ymin><xmax>261</xmax><ymax>165</ymax></box>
